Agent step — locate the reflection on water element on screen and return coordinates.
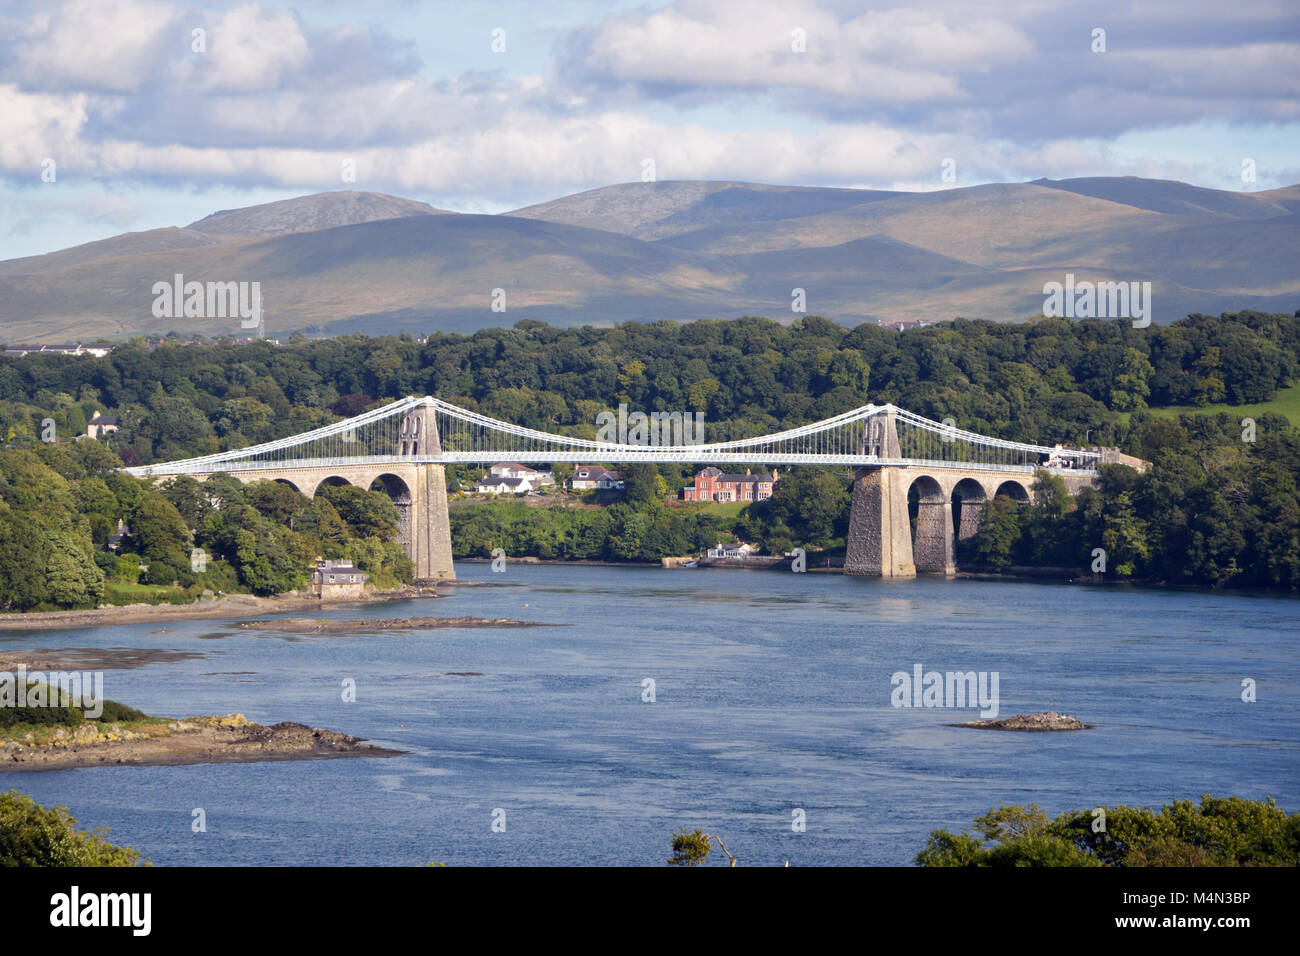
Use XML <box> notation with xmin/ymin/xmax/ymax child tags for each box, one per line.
<box><xmin>3</xmin><ymin>563</ymin><xmax>1298</xmax><ymax>867</ymax></box>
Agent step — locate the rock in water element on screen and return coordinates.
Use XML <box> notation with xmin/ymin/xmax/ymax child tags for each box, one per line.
<box><xmin>952</xmin><ymin>711</ymin><xmax>1092</xmax><ymax>731</ymax></box>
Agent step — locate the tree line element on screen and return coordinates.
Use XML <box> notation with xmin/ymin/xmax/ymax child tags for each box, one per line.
<box><xmin>0</xmin><ymin>439</ymin><xmax>411</xmax><ymax>611</ymax></box>
<box><xmin>2</xmin><ymin>310</ymin><xmax>1296</xmax><ymax>465</ymax></box>
<box><xmin>1</xmin><ymin>309</ymin><xmax>1297</xmax><ymax>600</ymax></box>
<box><xmin>964</xmin><ymin>413</ymin><xmax>1300</xmax><ymax>588</ymax></box>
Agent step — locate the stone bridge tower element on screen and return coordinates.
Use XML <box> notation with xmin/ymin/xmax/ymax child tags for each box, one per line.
<box><xmin>399</xmin><ymin>399</ymin><xmax>456</xmax><ymax>582</ymax></box>
<box><xmin>844</xmin><ymin>408</ymin><xmax>919</xmax><ymax>577</ymax></box>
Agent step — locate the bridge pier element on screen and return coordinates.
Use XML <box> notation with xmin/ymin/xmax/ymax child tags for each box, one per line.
<box><xmin>844</xmin><ymin>467</ymin><xmax>917</xmax><ymax>578</ymax></box>
<box><xmin>956</xmin><ymin>500</ymin><xmax>985</xmax><ymax>541</ymax></box>
<box><xmin>913</xmin><ymin>499</ymin><xmax>956</xmax><ymax>575</ymax></box>
<box><xmin>844</xmin><ymin>407</ymin><xmax>961</xmax><ymax>578</ymax></box>
<box><xmin>400</xmin><ymin>402</ymin><xmax>455</xmax><ymax>583</ymax></box>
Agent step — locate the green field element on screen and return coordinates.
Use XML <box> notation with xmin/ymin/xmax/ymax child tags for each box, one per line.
<box><xmin>1121</xmin><ymin>383</ymin><xmax>1300</xmax><ymax>426</ymax></box>
<box><xmin>668</xmin><ymin>500</ymin><xmax>748</xmax><ymax>519</ymax></box>
<box><xmin>102</xmin><ymin>582</ymin><xmax>200</xmax><ymax>606</ymax></box>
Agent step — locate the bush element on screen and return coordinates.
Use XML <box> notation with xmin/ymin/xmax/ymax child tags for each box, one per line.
<box><xmin>103</xmin><ymin>582</ymin><xmax>201</xmax><ymax>606</ymax></box>
<box><xmin>114</xmin><ymin>554</ymin><xmax>141</xmax><ymax>583</ymax></box>
<box><xmin>93</xmin><ymin>551</ymin><xmax>118</xmax><ymax>579</ymax></box>
<box><xmin>0</xmin><ymin>790</ymin><xmax>142</xmax><ymax>866</ymax></box>
<box><xmin>94</xmin><ymin>699</ymin><xmax>149</xmax><ymax>723</ymax></box>
<box><xmin>917</xmin><ymin>796</ymin><xmax>1300</xmax><ymax>867</ymax></box>
<box><xmin>0</xmin><ymin>681</ymin><xmax>147</xmax><ymax>727</ymax></box>
<box><xmin>0</xmin><ymin>704</ymin><xmax>84</xmax><ymax>730</ymax></box>
<box><xmin>141</xmin><ymin>561</ymin><xmax>177</xmax><ymax>586</ymax></box>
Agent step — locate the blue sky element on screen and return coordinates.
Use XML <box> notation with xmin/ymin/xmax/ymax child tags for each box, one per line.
<box><xmin>1</xmin><ymin>0</ymin><xmax>1297</xmax><ymax>259</ymax></box>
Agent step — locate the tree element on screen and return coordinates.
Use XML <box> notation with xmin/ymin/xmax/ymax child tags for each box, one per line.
<box><xmin>129</xmin><ymin>489</ymin><xmax>192</xmax><ymax>583</ymax></box>
<box><xmin>1109</xmin><ymin>347</ymin><xmax>1154</xmax><ymax>411</ymax></box>
<box><xmin>160</xmin><ymin>475</ymin><xmax>210</xmax><ymax>529</ymax></box>
<box><xmin>231</xmin><ymin>527</ymin><xmax>306</xmax><ymax>595</ymax></box>
<box><xmin>247</xmin><ymin>481</ymin><xmax>307</xmax><ymax>524</ymax></box>
<box><xmin>0</xmin><ymin>507</ymin><xmax>52</xmax><ymax>610</ymax></box>
<box><xmin>0</xmin><ymin>790</ymin><xmax>142</xmax><ymax>866</ymax></box>
<box><xmin>917</xmin><ymin>796</ymin><xmax>1299</xmax><ymax>867</ymax></box>
<box><xmin>318</xmin><ymin>484</ymin><xmax>399</xmax><ymax>539</ymax></box>
<box><xmin>668</xmin><ymin>829</ymin><xmax>737</xmax><ymax>867</ymax></box>
<box><xmin>964</xmin><ymin>496</ymin><xmax>1022</xmax><ymax>570</ymax></box>
<box><xmin>621</xmin><ymin>463</ymin><xmax>661</xmax><ymax>506</ymax></box>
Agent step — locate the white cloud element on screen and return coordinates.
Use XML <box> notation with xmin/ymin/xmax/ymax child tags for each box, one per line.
<box><xmin>24</xmin><ymin>110</ymin><xmax>1143</xmax><ymax>202</ymax></box>
<box><xmin>574</xmin><ymin>0</ymin><xmax>1032</xmax><ymax>101</ymax></box>
<box><xmin>178</xmin><ymin>4</ymin><xmax>311</xmax><ymax>93</ymax></box>
<box><xmin>12</xmin><ymin>0</ymin><xmax>177</xmax><ymax>92</ymax></box>
<box><xmin>0</xmin><ymin>0</ymin><xmax>1296</xmax><ymax>232</ymax></box>
<box><xmin>0</xmin><ymin>84</ymin><xmax>89</xmax><ymax>171</ymax></box>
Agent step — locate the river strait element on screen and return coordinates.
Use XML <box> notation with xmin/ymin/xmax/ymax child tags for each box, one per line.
<box><xmin>3</xmin><ymin>564</ymin><xmax>1297</xmax><ymax>866</ymax></box>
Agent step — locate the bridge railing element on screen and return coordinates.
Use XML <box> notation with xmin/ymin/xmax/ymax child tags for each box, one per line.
<box><xmin>123</xmin><ymin>396</ymin><xmax>1101</xmax><ymax>478</ymax></box>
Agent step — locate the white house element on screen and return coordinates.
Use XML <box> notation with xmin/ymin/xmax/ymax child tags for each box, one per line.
<box><xmin>474</xmin><ymin>475</ymin><xmax>537</xmax><ymax>495</ymax></box>
<box><xmin>86</xmin><ymin>411</ymin><xmax>120</xmax><ymax>439</ymax></box>
<box><xmin>567</xmin><ymin>465</ymin><xmax>624</xmax><ymax>490</ymax></box>
<box><xmin>706</xmin><ymin>541</ymin><xmax>757</xmax><ymax>559</ymax></box>
<box><xmin>488</xmin><ymin>462</ymin><xmax>554</xmax><ymax>484</ymax></box>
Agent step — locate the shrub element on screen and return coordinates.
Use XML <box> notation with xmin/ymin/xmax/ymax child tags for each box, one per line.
<box><xmin>0</xmin><ymin>790</ymin><xmax>142</xmax><ymax>866</ymax></box>
<box><xmin>115</xmin><ymin>554</ymin><xmax>141</xmax><ymax>583</ymax></box>
<box><xmin>94</xmin><ymin>699</ymin><xmax>149</xmax><ymax>723</ymax></box>
<box><xmin>0</xmin><ymin>704</ymin><xmax>83</xmax><ymax>730</ymax></box>
<box><xmin>917</xmin><ymin>796</ymin><xmax>1300</xmax><ymax>867</ymax></box>
<box><xmin>93</xmin><ymin>551</ymin><xmax>118</xmax><ymax>579</ymax></box>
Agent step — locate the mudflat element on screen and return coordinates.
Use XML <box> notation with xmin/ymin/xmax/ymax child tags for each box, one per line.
<box><xmin>236</xmin><ymin>615</ymin><xmax>548</xmax><ymax>633</ymax></box>
<box><xmin>0</xmin><ymin>588</ymin><xmax>442</xmax><ymax>632</ymax></box>
<box><xmin>1</xmin><ymin>714</ymin><xmax>404</xmax><ymax>772</ymax></box>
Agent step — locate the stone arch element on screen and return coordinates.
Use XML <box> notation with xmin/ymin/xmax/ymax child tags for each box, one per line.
<box><xmin>271</xmin><ymin>477</ymin><xmax>305</xmax><ymax>495</ymax></box>
<box><xmin>951</xmin><ymin>477</ymin><xmax>988</xmax><ymax>542</ymax></box>
<box><xmin>313</xmin><ymin>475</ymin><xmax>353</xmax><ymax>496</ymax></box>
<box><xmin>907</xmin><ymin>475</ymin><xmax>954</xmax><ymax>574</ymax></box>
<box><xmin>369</xmin><ymin>473</ymin><xmax>413</xmax><ymax>549</ymax></box>
<box><xmin>994</xmin><ymin>479</ymin><xmax>1031</xmax><ymax>502</ymax></box>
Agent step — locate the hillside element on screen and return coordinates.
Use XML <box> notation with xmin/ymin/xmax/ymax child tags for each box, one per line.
<box><xmin>0</xmin><ymin>178</ymin><xmax>1295</xmax><ymax>341</ymax></box>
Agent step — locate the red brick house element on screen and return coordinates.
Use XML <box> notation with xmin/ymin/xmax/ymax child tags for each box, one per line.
<box><xmin>682</xmin><ymin>467</ymin><xmax>777</xmax><ymax>502</ymax></box>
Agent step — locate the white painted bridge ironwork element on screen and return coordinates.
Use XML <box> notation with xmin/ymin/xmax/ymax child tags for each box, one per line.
<box><xmin>124</xmin><ymin>395</ymin><xmax>1099</xmax><ymax>478</ymax></box>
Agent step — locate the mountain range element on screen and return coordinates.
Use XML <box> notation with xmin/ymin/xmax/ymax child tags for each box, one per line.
<box><xmin>1</xmin><ymin>177</ymin><xmax>1296</xmax><ymax>342</ymax></box>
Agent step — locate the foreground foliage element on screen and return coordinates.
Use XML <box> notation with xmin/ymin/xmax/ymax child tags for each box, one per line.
<box><xmin>916</xmin><ymin>796</ymin><xmax>1300</xmax><ymax>867</ymax></box>
<box><xmin>668</xmin><ymin>828</ymin><xmax>738</xmax><ymax>867</ymax></box>
<box><xmin>0</xmin><ymin>790</ymin><xmax>142</xmax><ymax>866</ymax></box>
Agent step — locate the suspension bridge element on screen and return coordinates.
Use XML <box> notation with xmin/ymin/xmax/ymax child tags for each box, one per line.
<box><xmin>124</xmin><ymin>396</ymin><xmax>1099</xmax><ymax>581</ymax></box>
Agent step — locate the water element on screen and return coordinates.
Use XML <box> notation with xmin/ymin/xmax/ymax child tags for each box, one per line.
<box><xmin>3</xmin><ymin>565</ymin><xmax>1297</xmax><ymax>866</ymax></box>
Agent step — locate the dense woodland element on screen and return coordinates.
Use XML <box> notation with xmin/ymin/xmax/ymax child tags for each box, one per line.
<box><xmin>3</xmin><ymin>311</ymin><xmax>1297</xmax><ymax>461</ymax></box>
<box><xmin>0</xmin><ymin>309</ymin><xmax>1297</xmax><ymax>607</ymax></box>
<box><xmin>0</xmin><ymin>440</ymin><xmax>410</xmax><ymax>611</ymax></box>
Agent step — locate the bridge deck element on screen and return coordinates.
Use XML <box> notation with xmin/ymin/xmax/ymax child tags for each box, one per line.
<box><xmin>128</xmin><ymin>453</ymin><xmax>1096</xmax><ymax>477</ymax></box>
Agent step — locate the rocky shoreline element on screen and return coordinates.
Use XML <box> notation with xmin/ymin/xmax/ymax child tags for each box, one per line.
<box><xmin>951</xmin><ymin>711</ymin><xmax>1092</xmax><ymax>731</ymax></box>
<box><xmin>0</xmin><ymin>586</ymin><xmax>444</xmax><ymax>631</ymax></box>
<box><xmin>0</xmin><ymin>647</ymin><xmax>204</xmax><ymax>672</ymax></box>
<box><xmin>1</xmin><ymin>713</ymin><xmax>403</xmax><ymax>772</ymax></box>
